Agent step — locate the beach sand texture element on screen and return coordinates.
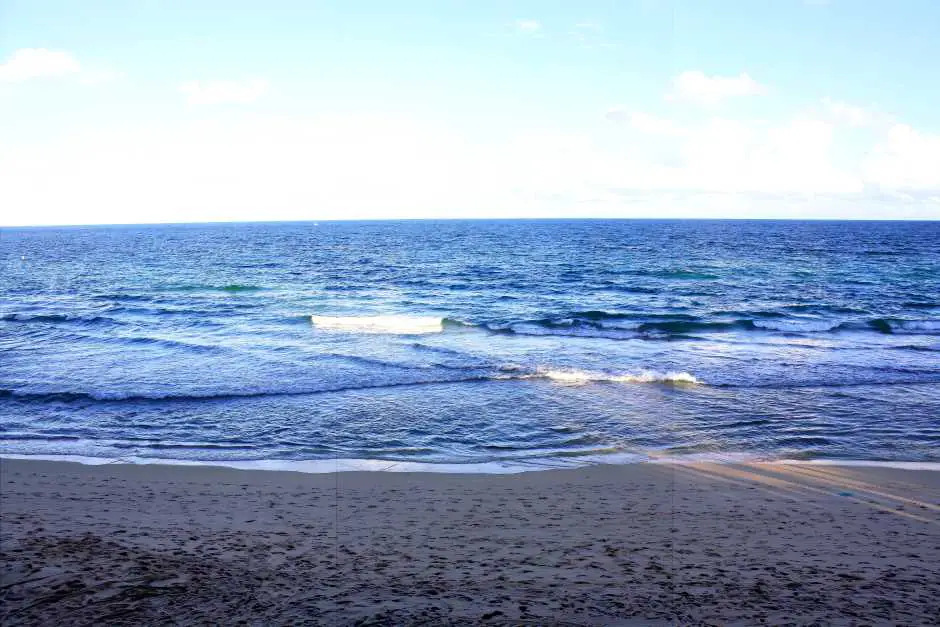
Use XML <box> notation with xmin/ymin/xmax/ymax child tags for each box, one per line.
<box><xmin>2</xmin><ymin>459</ymin><xmax>939</xmax><ymax>625</ymax></box>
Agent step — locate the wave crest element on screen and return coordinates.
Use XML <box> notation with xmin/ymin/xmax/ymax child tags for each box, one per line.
<box><xmin>528</xmin><ymin>368</ymin><xmax>700</xmax><ymax>386</ymax></box>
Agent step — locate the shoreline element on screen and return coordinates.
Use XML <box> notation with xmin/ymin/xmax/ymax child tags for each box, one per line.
<box><xmin>3</xmin><ymin>457</ymin><xmax>939</xmax><ymax>624</ymax></box>
<box><xmin>3</xmin><ymin>451</ymin><xmax>940</xmax><ymax>475</ymax></box>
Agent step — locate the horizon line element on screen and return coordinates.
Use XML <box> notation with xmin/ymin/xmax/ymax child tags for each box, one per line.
<box><xmin>4</xmin><ymin>216</ymin><xmax>939</xmax><ymax>229</ymax></box>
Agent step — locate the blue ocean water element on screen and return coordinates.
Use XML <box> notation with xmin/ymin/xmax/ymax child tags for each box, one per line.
<box><xmin>1</xmin><ymin>220</ymin><xmax>938</xmax><ymax>470</ymax></box>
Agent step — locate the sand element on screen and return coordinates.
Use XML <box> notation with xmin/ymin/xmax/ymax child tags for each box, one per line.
<box><xmin>1</xmin><ymin>458</ymin><xmax>939</xmax><ymax>626</ymax></box>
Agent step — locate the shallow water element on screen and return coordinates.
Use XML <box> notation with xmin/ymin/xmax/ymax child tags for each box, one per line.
<box><xmin>1</xmin><ymin>220</ymin><xmax>938</xmax><ymax>469</ymax></box>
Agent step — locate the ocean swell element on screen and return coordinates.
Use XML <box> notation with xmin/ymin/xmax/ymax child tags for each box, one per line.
<box><xmin>1</xmin><ymin>313</ymin><xmax>121</xmax><ymax>326</ymax></box>
<box><xmin>0</xmin><ymin>365</ymin><xmax>703</xmax><ymax>404</ymax></box>
<box><xmin>478</xmin><ymin>314</ymin><xmax>940</xmax><ymax>339</ymax></box>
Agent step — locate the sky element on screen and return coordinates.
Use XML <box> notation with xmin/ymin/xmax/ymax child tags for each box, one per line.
<box><xmin>1</xmin><ymin>0</ymin><xmax>939</xmax><ymax>226</ymax></box>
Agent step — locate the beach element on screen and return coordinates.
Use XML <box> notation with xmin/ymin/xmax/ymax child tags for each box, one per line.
<box><xmin>4</xmin><ymin>0</ymin><xmax>940</xmax><ymax>620</ymax></box>
<box><xmin>2</xmin><ymin>459</ymin><xmax>938</xmax><ymax>625</ymax></box>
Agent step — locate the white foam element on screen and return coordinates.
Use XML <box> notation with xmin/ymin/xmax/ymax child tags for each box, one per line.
<box><xmin>891</xmin><ymin>319</ymin><xmax>940</xmax><ymax>333</ymax></box>
<box><xmin>0</xmin><ymin>453</ymin><xmax>548</xmax><ymax>474</ymax></box>
<box><xmin>310</xmin><ymin>315</ymin><xmax>444</xmax><ymax>335</ymax></box>
<box><xmin>753</xmin><ymin>319</ymin><xmax>838</xmax><ymax>333</ymax></box>
<box><xmin>647</xmin><ymin>451</ymin><xmax>767</xmax><ymax>464</ymax></box>
<box><xmin>533</xmin><ymin>368</ymin><xmax>700</xmax><ymax>386</ymax></box>
<box><xmin>3</xmin><ymin>453</ymin><xmax>938</xmax><ymax>473</ymax></box>
<box><xmin>647</xmin><ymin>453</ymin><xmax>940</xmax><ymax>470</ymax></box>
<box><xmin>775</xmin><ymin>459</ymin><xmax>940</xmax><ymax>471</ymax></box>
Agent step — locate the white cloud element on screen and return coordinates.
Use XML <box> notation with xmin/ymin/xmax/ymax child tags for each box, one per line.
<box><xmin>2</xmin><ymin>97</ymin><xmax>939</xmax><ymax>225</ymax></box>
<box><xmin>605</xmin><ymin>108</ymin><xmax>681</xmax><ymax>135</ymax></box>
<box><xmin>0</xmin><ymin>48</ymin><xmax>122</xmax><ymax>86</ymax></box>
<box><xmin>822</xmin><ymin>97</ymin><xmax>873</xmax><ymax>127</ymax></box>
<box><xmin>604</xmin><ymin>108</ymin><xmax>858</xmax><ymax>196</ymax></box>
<box><xmin>603</xmin><ymin>106</ymin><xmax>628</xmax><ymax>123</ymax></box>
<box><xmin>0</xmin><ymin>114</ymin><xmax>503</xmax><ymax>225</ymax></box>
<box><xmin>601</xmin><ymin>107</ymin><xmax>940</xmax><ymax>207</ymax></box>
<box><xmin>178</xmin><ymin>78</ymin><xmax>268</xmax><ymax>105</ymax></box>
<box><xmin>864</xmin><ymin>123</ymin><xmax>940</xmax><ymax>192</ymax></box>
<box><xmin>628</xmin><ymin>111</ymin><xmax>683</xmax><ymax>136</ymax></box>
<box><xmin>516</xmin><ymin>20</ymin><xmax>541</xmax><ymax>34</ymax></box>
<box><xmin>0</xmin><ymin>48</ymin><xmax>81</xmax><ymax>82</ymax></box>
<box><xmin>5</xmin><ymin>109</ymin><xmax>938</xmax><ymax>226</ymax></box>
<box><xmin>667</xmin><ymin>71</ymin><xmax>766</xmax><ymax>107</ymax></box>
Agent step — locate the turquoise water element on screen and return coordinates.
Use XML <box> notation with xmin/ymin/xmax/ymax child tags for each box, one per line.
<box><xmin>1</xmin><ymin>220</ymin><xmax>938</xmax><ymax>469</ymax></box>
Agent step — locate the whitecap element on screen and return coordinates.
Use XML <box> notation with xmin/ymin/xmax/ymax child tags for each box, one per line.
<box><xmin>529</xmin><ymin>367</ymin><xmax>700</xmax><ymax>386</ymax></box>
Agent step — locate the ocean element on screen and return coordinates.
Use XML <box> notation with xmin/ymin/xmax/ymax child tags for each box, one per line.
<box><xmin>1</xmin><ymin>219</ymin><xmax>938</xmax><ymax>471</ymax></box>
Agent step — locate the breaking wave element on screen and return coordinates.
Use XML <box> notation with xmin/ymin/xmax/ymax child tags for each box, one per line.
<box><xmin>523</xmin><ymin>368</ymin><xmax>701</xmax><ymax>386</ymax></box>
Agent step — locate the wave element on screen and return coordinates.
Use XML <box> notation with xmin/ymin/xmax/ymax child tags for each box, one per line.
<box><xmin>707</xmin><ymin>309</ymin><xmax>786</xmax><ymax>319</ymax></box>
<box><xmin>781</xmin><ymin>304</ymin><xmax>870</xmax><ymax>315</ymax></box>
<box><xmin>473</xmin><ymin>312</ymin><xmax>789</xmax><ymax>337</ymax></box>
<box><xmin>836</xmin><ymin>318</ymin><xmax>940</xmax><ymax>335</ymax></box>
<box><xmin>523</xmin><ymin>368</ymin><xmax>700</xmax><ymax>386</ymax></box>
<box><xmin>0</xmin><ymin>378</ymin><xmax>493</xmax><ymax>403</ymax></box>
<box><xmin>635</xmin><ymin>319</ymin><xmax>754</xmax><ymax>334</ymax></box>
<box><xmin>571</xmin><ymin>310</ymin><xmax>701</xmax><ymax>322</ymax></box>
<box><xmin>1</xmin><ymin>323</ymin><xmax>224</xmax><ymax>353</ymax></box>
<box><xmin>3</xmin><ymin>452</ymin><xmax>937</xmax><ymax>475</ymax></box>
<box><xmin>752</xmin><ymin>319</ymin><xmax>844</xmax><ymax>333</ymax></box>
<box><xmin>465</xmin><ymin>317</ymin><xmax>752</xmax><ymax>339</ymax></box>
<box><xmin>471</xmin><ymin>313</ymin><xmax>940</xmax><ymax>339</ymax></box>
<box><xmin>880</xmin><ymin>319</ymin><xmax>940</xmax><ymax>334</ymax></box>
<box><xmin>119</xmin><ymin>335</ymin><xmax>221</xmax><ymax>352</ymax></box>
<box><xmin>892</xmin><ymin>344</ymin><xmax>940</xmax><ymax>353</ymax></box>
<box><xmin>0</xmin><ymin>365</ymin><xmax>702</xmax><ymax>404</ymax></box>
<box><xmin>492</xmin><ymin>317</ymin><xmax>747</xmax><ymax>336</ymax></box>
<box><xmin>310</xmin><ymin>315</ymin><xmax>446</xmax><ymax>334</ymax></box>
<box><xmin>323</xmin><ymin>352</ymin><xmax>489</xmax><ymax>372</ymax></box>
<box><xmin>1</xmin><ymin>313</ymin><xmax>121</xmax><ymax>326</ymax></box>
<box><xmin>125</xmin><ymin>440</ymin><xmax>258</xmax><ymax>451</ymax></box>
<box><xmin>409</xmin><ymin>342</ymin><xmax>472</xmax><ymax>357</ymax></box>
<box><xmin>488</xmin><ymin>323</ymin><xmax>637</xmax><ymax>340</ymax></box>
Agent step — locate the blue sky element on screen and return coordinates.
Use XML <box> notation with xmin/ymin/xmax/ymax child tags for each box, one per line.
<box><xmin>1</xmin><ymin>0</ymin><xmax>939</xmax><ymax>225</ymax></box>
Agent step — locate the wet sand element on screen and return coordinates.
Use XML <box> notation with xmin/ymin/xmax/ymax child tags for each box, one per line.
<box><xmin>1</xmin><ymin>458</ymin><xmax>939</xmax><ymax>625</ymax></box>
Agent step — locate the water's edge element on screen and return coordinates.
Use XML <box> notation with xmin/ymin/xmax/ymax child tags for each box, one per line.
<box><xmin>3</xmin><ymin>452</ymin><xmax>938</xmax><ymax>474</ymax></box>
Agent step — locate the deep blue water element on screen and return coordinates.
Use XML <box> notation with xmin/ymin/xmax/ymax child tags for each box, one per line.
<box><xmin>1</xmin><ymin>220</ymin><xmax>939</xmax><ymax>470</ymax></box>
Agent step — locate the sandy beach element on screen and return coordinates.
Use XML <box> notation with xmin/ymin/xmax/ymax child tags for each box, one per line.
<box><xmin>1</xmin><ymin>458</ymin><xmax>938</xmax><ymax>625</ymax></box>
